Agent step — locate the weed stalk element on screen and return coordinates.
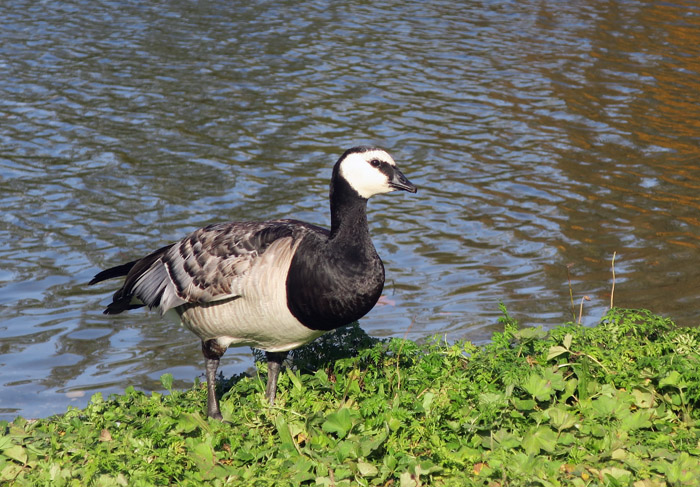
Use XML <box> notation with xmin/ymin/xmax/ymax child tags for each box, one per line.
<box><xmin>610</xmin><ymin>251</ymin><xmax>616</xmax><ymax>309</ymax></box>
<box><xmin>566</xmin><ymin>263</ymin><xmax>575</xmax><ymax>321</ymax></box>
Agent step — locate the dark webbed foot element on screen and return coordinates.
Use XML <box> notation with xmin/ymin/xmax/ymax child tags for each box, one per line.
<box><xmin>265</xmin><ymin>351</ymin><xmax>289</xmax><ymax>405</ymax></box>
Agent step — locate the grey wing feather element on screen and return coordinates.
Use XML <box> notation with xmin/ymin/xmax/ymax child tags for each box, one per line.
<box><xmin>124</xmin><ymin>220</ymin><xmax>318</xmax><ymax>315</ymax></box>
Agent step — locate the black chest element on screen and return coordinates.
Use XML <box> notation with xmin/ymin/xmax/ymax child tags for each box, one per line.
<box><xmin>285</xmin><ymin>235</ymin><xmax>385</xmax><ymax>331</ymax></box>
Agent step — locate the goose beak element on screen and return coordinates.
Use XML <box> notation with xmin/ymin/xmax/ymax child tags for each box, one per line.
<box><xmin>389</xmin><ymin>168</ymin><xmax>418</xmax><ymax>193</ymax></box>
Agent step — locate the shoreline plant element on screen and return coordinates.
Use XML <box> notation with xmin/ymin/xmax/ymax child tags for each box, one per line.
<box><xmin>1</xmin><ymin>307</ymin><xmax>699</xmax><ymax>486</ymax></box>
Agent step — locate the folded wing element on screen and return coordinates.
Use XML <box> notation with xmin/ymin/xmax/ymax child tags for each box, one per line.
<box><xmin>98</xmin><ymin>220</ymin><xmax>313</xmax><ymax>315</ymax></box>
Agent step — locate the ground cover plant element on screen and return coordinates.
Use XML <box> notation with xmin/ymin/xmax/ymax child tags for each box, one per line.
<box><xmin>2</xmin><ymin>307</ymin><xmax>700</xmax><ymax>486</ymax></box>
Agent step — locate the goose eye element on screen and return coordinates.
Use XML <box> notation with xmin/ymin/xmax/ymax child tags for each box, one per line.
<box><xmin>369</xmin><ymin>159</ymin><xmax>381</xmax><ymax>168</ymax></box>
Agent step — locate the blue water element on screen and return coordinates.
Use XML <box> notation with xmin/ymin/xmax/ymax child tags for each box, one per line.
<box><xmin>2</xmin><ymin>0</ymin><xmax>700</xmax><ymax>420</ymax></box>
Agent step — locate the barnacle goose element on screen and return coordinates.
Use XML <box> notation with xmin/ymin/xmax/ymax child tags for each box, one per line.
<box><xmin>89</xmin><ymin>146</ymin><xmax>417</xmax><ymax>419</ymax></box>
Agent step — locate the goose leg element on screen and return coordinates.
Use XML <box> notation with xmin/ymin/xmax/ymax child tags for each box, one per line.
<box><xmin>265</xmin><ymin>351</ymin><xmax>288</xmax><ymax>405</ymax></box>
<box><xmin>202</xmin><ymin>339</ymin><xmax>226</xmax><ymax>420</ymax></box>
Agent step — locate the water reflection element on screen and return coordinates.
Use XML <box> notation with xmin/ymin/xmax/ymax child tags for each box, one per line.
<box><xmin>1</xmin><ymin>0</ymin><xmax>699</xmax><ymax>420</ymax></box>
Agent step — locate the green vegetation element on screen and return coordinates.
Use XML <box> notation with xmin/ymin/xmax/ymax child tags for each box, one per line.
<box><xmin>2</xmin><ymin>307</ymin><xmax>700</xmax><ymax>486</ymax></box>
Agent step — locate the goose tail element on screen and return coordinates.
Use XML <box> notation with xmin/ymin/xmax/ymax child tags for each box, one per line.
<box><xmin>89</xmin><ymin>261</ymin><xmax>137</xmax><ymax>285</ymax></box>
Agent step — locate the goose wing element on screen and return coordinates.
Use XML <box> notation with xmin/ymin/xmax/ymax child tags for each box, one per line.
<box><xmin>103</xmin><ymin>220</ymin><xmax>320</xmax><ymax>315</ymax></box>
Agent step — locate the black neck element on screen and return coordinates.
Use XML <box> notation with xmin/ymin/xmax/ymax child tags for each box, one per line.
<box><xmin>329</xmin><ymin>177</ymin><xmax>371</xmax><ymax>242</ymax></box>
<box><xmin>285</xmin><ymin>173</ymin><xmax>385</xmax><ymax>331</ymax></box>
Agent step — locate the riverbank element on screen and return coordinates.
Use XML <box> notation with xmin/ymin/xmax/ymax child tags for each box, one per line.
<box><xmin>2</xmin><ymin>307</ymin><xmax>699</xmax><ymax>486</ymax></box>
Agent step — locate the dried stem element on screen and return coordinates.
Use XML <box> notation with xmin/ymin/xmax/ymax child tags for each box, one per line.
<box><xmin>394</xmin><ymin>318</ymin><xmax>414</xmax><ymax>399</ymax></box>
<box><xmin>610</xmin><ymin>251</ymin><xmax>617</xmax><ymax>309</ymax></box>
<box><xmin>578</xmin><ymin>296</ymin><xmax>590</xmax><ymax>324</ymax></box>
<box><xmin>566</xmin><ymin>263</ymin><xmax>575</xmax><ymax>321</ymax></box>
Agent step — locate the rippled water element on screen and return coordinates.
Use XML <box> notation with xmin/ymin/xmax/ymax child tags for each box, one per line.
<box><xmin>2</xmin><ymin>0</ymin><xmax>700</xmax><ymax>420</ymax></box>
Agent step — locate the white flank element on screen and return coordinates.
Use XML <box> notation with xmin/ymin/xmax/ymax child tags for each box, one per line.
<box><xmin>168</xmin><ymin>237</ymin><xmax>325</xmax><ymax>352</ymax></box>
<box><xmin>339</xmin><ymin>149</ymin><xmax>396</xmax><ymax>199</ymax></box>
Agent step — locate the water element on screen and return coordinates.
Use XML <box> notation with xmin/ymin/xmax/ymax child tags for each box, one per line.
<box><xmin>2</xmin><ymin>0</ymin><xmax>700</xmax><ymax>420</ymax></box>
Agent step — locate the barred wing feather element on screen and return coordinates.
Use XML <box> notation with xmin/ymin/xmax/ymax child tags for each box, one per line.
<box><xmin>115</xmin><ymin>220</ymin><xmax>314</xmax><ymax>315</ymax></box>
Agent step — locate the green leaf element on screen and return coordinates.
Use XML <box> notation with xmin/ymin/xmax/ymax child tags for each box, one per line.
<box><xmin>322</xmin><ymin>408</ymin><xmax>354</xmax><ymax>439</ymax></box>
<box><xmin>546</xmin><ymin>406</ymin><xmax>577</xmax><ymax>431</ymax></box>
<box><xmin>357</xmin><ymin>460</ymin><xmax>378</xmax><ymax>477</ymax></box>
<box><xmin>400</xmin><ymin>471</ymin><xmax>418</xmax><ymax>487</ymax></box>
<box><xmin>591</xmin><ymin>395</ymin><xmax>622</xmax><ymax>418</ymax></box>
<box><xmin>492</xmin><ymin>429</ymin><xmax>521</xmax><ymax>450</ymax></box>
<box><xmin>0</xmin><ymin>435</ymin><xmax>12</xmax><ymax>451</ymax></box>
<box><xmin>479</xmin><ymin>392</ymin><xmax>506</xmax><ymax>407</ymax></box>
<box><xmin>335</xmin><ymin>440</ymin><xmax>358</xmax><ymax>461</ymax></box>
<box><xmin>160</xmin><ymin>373</ymin><xmax>174</xmax><ymax>391</ymax></box>
<box><xmin>387</xmin><ymin>415</ymin><xmax>402</xmax><ymax>431</ymax></box>
<box><xmin>359</xmin><ymin>429</ymin><xmax>388</xmax><ymax>456</ymax></box>
<box><xmin>414</xmin><ymin>460</ymin><xmax>442</xmax><ymax>476</ymax></box>
<box><xmin>187</xmin><ymin>437</ymin><xmax>229</xmax><ymax>481</ymax></box>
<box><xmin>522</xmin><ymin>374</ymin><xmax>553</xmax><ymax>401</ymax></box>
<box><xmin>620</xmin><ymin>410</ymin><xmax>652</xmax><ymax>431</ymax></box>
<box><xmin>547</xmin><ymin>346</ymin><xmax>569</xmax><ymax>361</ymax></box>
<box><xmin>286</xmin><ymin>368</ymin><xmax>303</xmax><ymax>392</ymax></box>
<box><xmin>1</xmin><ymin>464</ymin><xmax>23</xmax><ymax>483</ymax></box>
<box><xmin>275</xmin><ymin>415</ymin><xmax>297</xmax><ymax>452</ymax></box>
<box><xmin>601</xmin><ymin>466</ymin><xmax>632</xmax><ymax>483</ymax></box>
<box><xmin>512</xmin><ymin>398</ymin><xmax>536</xmax><ymax>411</ymax></box>
<box><xmin>514</xmin><ymin>327</ymin><xmax>547</xmax><ymax>341</ymax></box>
<box><xmin>659</xmin><ymin>371</ymin><xmax>686</xmax><ymax>389</ymax></box>
<box><xmin>632</xmin><ymin>388</ymin><xmax>654</xmax><ymax>408</ymax></box>
<box><xmin>521</xmin><ymin>426</ymin><xmax>558</xmax><ymax>455</ymax></box>
<box><xmin>666</xmin><ymin>452</ymin><xmax>699</xmax><ymax>484</ymax></box>
<box><xmin>563</xmin><ymin>333</ymin><xmax>573</xmax><ymax>350</ymax></box>
<box><xmin>563</xmin><ymin>376</ymin><xmax>578</xmax><ymax>400</ymax></box>
<box><xmin>421</xmin><ymin>392</ymin><xmax>435</xmax><ymax>413</ymax></box>
<box><xmin>176</xmin><ymin>412</ymin><xmax>211</xmax><ymax>434</ymax></box>
<box><xmin>3</xmin><ymin>445</ymin><xmax>27</xmax><ymax>464</ymax></box>
<box><xmin>542</xmin><ymin>368</ymin><xmax>567</xmax><ymax>391</ymax></box>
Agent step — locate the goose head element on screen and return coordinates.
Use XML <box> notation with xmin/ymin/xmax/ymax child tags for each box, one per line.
<box><xmin>334</xmin><ymin>146</ymin><xmax>417</xmax><ymax>199</ymax></box>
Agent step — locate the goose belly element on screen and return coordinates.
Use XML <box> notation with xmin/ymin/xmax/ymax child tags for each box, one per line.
<box><xmin>169</xmin><ymin>298</ymin><xmax>324</xmax><ymax>352</ymax></box>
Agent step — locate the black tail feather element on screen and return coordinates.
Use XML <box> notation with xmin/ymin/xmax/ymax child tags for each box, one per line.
<box><xmin>104</xmin><ymin>301</ymin><xmax>145</xmax><ymax>314</ymax></box>
<box><xmin>89</xmin><ymin>261</ymin><xmax>138</xmax><ymax>285</ymax></box>
<box><xmin>90</xmin><ymin>244</ymin><xmax>174</xmax><ymax>315</ymax></box>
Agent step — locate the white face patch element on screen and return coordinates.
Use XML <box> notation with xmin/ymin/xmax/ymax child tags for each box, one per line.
<box><xmin>338</xmin><ymin>149</ymin><xmax>397</xmax><ymax>199</ymax></box>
